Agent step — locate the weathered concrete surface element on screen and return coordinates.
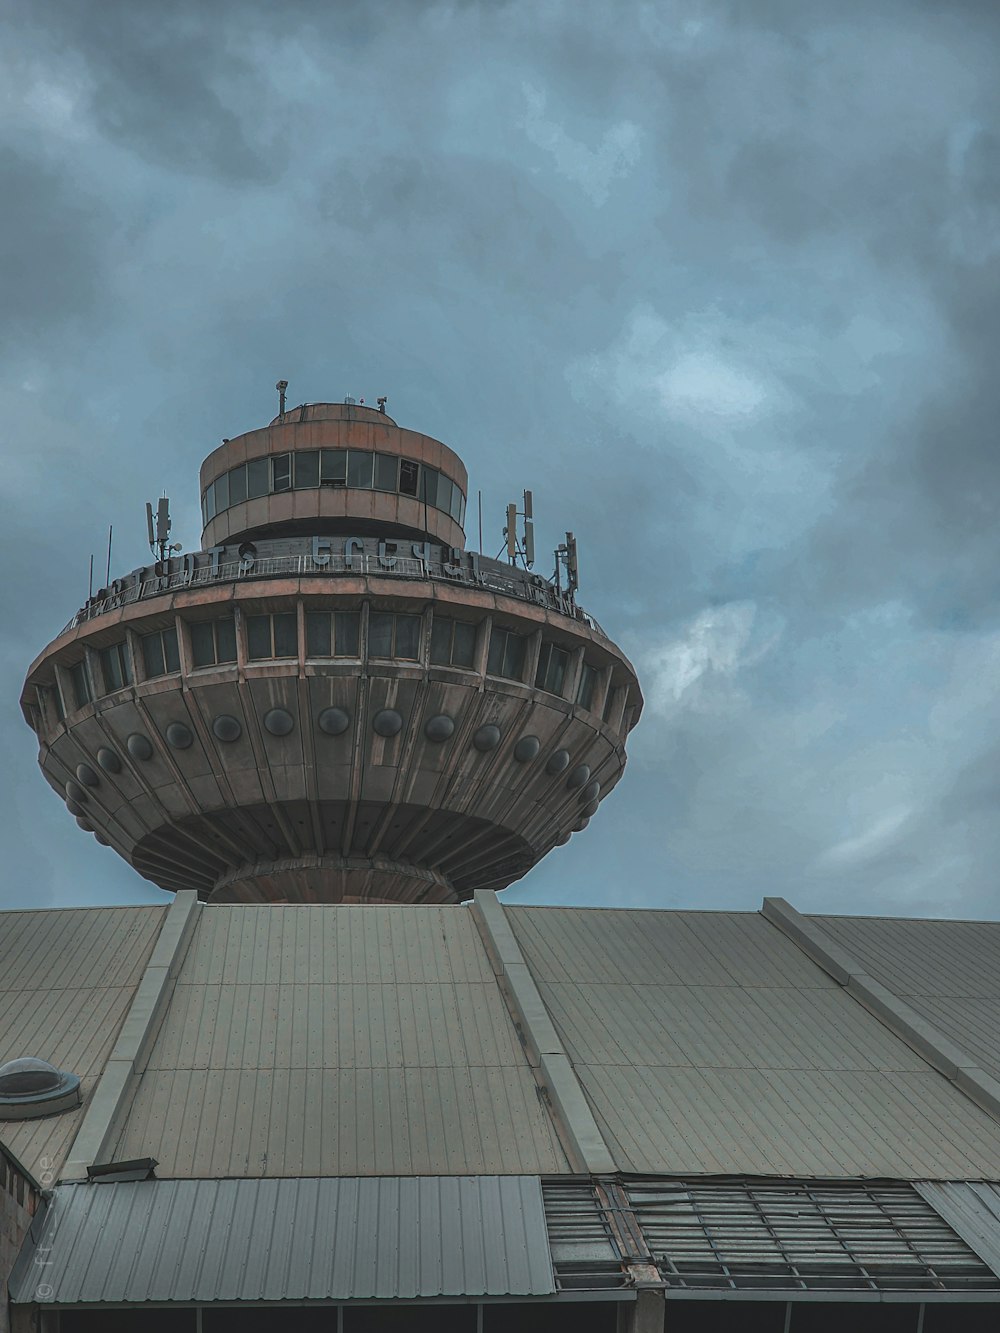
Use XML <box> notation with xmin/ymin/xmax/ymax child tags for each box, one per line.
<box><xmin>617</xmin><ymin>1290</ymin><xmax>665</xmax><ymax>1333</ymax></box>
<box><xmin>0</xmin><ymin>1146</ymin><xmax>38</xmax><ymax>1333</ymax></box>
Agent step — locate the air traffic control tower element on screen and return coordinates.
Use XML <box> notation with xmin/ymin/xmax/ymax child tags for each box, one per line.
<box><xmin>20</xmin><ymin>397</ymin><xmax>642</xmax><ymax>904</ymax></box>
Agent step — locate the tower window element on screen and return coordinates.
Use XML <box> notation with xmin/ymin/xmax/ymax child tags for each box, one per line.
<box><xmin>306</xmin><ymin>611</ymin><xmax>360</xmax><ymax>658</ymax></box>
<box><xmin>202</xmin><ymin>450</ymin><xmax>464</xmax><ymax>519</ymax></box>
<box><xmin>294</xmin><ymin>451</ymin><xmax>319</xmax><ymax>489</ymax></box>
<box><xmin>100</xmin><ymin>641</ymin><xmax>133</xmax><ymax>692</ymax></box>
<box><xmin>189</xmin><ymin>618</ymin><xmax>237</xmax><ymax>668</ymax></box>
<box><xmin>247</xmin><ymin>457</ymin><xmax>270</xmax><ymax>499</ymax></box>
<box><xmin>228</xmin><ymin>463</ymin><xmax>248</xmax><ymax>506</ymax></box>
<box><xmin>420</xmin><ymin>466</ymin><xmax>441</xmax><ymax>508</ymax></box>
<box><xmin>69</xmin><ymin>660</ymin><xmax>92</xmax><ymax>710</ymax></box>
<box><xmin>141</xmin><ymin>627</ymin><xmax>180</xmax><ymax>679</ymax></box>
<box><xmin>399</xmin><ymin>459</ymin><xmax>419</xmax><ymax>496</ymax></box>
<box><xmin>374</xmin><ymin>453</ymin><xmax>398</xmax><ymax>492</ymax></box>
<box><xmin>577</xmin><ymin>661</ymin><xmax>599</xmax><ymax>711</ymax></box>
<box><xmin>271</xmin><ymin>454</ymin><xmax>292</xmax><ymax>493</ymax></box>
<box><xmin>246</xmin><ymin>612</ymin><xmax>298</xmax><ymax>661</ymax></box>
<box><xmin>369</xmin><ymin>612</ymin><xmax>422</xmax><ymax>661</ymax></box>
<box><xmin>320</xmin><ymin>450</ymin><xmax>347</xmax><ymax>487</ymax></box>
<box><xmin>487</xmin><ymin>627</ymin><xmax>526</xmax><ymax>682</ymax></box>
<box><xmin>347</xmin><ymin>450</ymin><xmax>374</xmax><ymax>489</ymax></box>
<box><xmin>535</xmin><ymin>642</ymin><xmax>570</xmax><ymax>696</ymax></box>
<box><xmin>430</xmin><ymin>616</ymin><xmax>477</xmax><ymax>669</ymax></box>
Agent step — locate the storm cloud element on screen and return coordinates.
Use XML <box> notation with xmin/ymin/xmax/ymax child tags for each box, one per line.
<box><xmin>3</xmin><ymin>0</ymin><xmax>1000</xmax><ymax>917</ymax></box>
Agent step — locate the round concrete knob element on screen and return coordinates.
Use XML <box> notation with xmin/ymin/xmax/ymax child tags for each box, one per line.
<box><xmin>373</xmin><ymin>709</ymin><xmax>403</xmax><ymax>738</ymax></box>
<box><xmin>212</xmin><ymin>715</ymin><xmax>242</xmax><ymax>742</ymax></box>
<box><xmin>425</xmin><ymin>715</ymin><xmax>455</xmax><ymax>742</ymax></box>
<box><xmin>127</xmin><ymin>733</ymin><xmax>154</xmax><ymax>761</ymax></box>
<box><xmin>546</xmin><ymin>749</ymin><xmax>570</xmax><ymax>775</ymax></box>
<box><xmin>97</xmin><ymin>747</ymin><xmax>122</xmax><ymax>773</ymax></box>
<box><xmin>263</xmin><ymin>709</ymin><xmax>294</xmax><ymax>737</ymax></box>
<box><xmin>166</xmin><ymin>722</ymin><xmax>193</xmax><ymax>749</ymax></box>
<box><xmin>514</xmin><ymin>735</ymin><xmax>540</xmax><ymax>763</ymax></box>
<box><xmin>318</xmin><ymin>707</ymin><xmax>351</xmax><ymax>736</ymax></box>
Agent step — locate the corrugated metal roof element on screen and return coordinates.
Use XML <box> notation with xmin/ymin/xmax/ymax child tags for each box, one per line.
<box><xmin>814</xmin><ymin>916</ymin><xmax>1000</xmax><ymax>1000</ymax></box>
<box><xmin>107</xmin><ymin>904</ymin><xmax>568</xmax><ymax>1177</ymax></box>
<box><xmin>916</xmin><ymin>1182</ymin><xmax>1000</xmax><ymax>1278</ymax></box>
<box><xmin>13</xmin><ymin>901</ymin><xmax>1000</xmax><ymax>1188</ymax></box>
<box><xmin>508</xmin><ymin>906</ymin><xmax>834</xmax><ymax>989</ymax></box>
<box><xmin>535</xmin><ymin>981</ymin><xmax>929</xmax><ymax>1071</ymax></box>
<box><xmin>10</xmin><ymin>1175</ymin><xmax>555</xmax><ymax>1304</ymax></box>
<box><xmin>575</xmin><ymin>1065</ymin><xmax>1000</xmax><ymax>1177</ymax></box>
<box><xmin>815</xmin><ymin>915</ymin><xmax>1000</xmax><ymax>1081</ymax></box>
<box><xmin>0</xmin><ymin>906</ymin><xmax>166</xmax><ymax>1180</ymax></box>
<box><xmin>506</xmin><ymin>905</ymin><xmax>1000</xmax><ymax>1179</ymax></box>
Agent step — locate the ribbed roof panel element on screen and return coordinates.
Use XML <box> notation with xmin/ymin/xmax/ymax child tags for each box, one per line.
<box><xmin>0</xmin><ymin>906</ymin><xmax>166</xmax><ymax>1179</ymax></box>
<box><xmin>507</xmin><ymin>906</ymin><xmax>835</xmax><ymax>988</ymax></box>
<box><xmin>507</xmin><ymin>905</ymin><xmax>1000</xmax><ymax>1179</ymax></box>
<box><xmin>106</xmin><ymin>904</ymin><xmax>567</xmax><ymax>1177</ymax></box>
<box><xmin>816</xmin><ymin>914</ymin><xmax>1000</xmax><ymax>1081</ymax></box>
<box><xmin>10</xmin><ymin>1175</ymin><xmax>555</xmax><ymax>1304</ymax></box>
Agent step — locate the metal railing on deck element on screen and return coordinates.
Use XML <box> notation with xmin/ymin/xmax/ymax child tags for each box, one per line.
<box><xmin>61</xmin><ymin>551</ymin><xmax>607</xmax><ymax>638</ymax></box>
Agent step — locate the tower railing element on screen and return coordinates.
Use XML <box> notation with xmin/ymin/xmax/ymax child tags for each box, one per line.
<box><xmin>61</xmin><ymin>552</ymin><xmax>607</xmax><ymax>639</ymax></box>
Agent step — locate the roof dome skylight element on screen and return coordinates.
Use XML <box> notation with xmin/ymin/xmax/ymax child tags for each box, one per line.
<box><xmin>0</xmin><ymin>1056</ymin><xmax>80</xmax><ymax>1119</ymax></box>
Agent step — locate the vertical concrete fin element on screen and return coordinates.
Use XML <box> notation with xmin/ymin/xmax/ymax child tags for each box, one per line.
<box><xmin>761</xmin><ymin>896</ymin><xmax>1000</xmax><ymax>1125</ymax></box>
<box><xmin>471</xmin><ymin>889</ymin><xmax>616</xmax><ymax>1175</ymax></box>
<box><xmin>61</xmin><ymin>891</ymin><xmax>201</xmax><ymax>1181</ymax></box>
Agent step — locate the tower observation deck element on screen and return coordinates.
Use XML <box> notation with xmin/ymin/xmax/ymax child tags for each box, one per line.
<box><xmin>20</xmin><ymin>401</ymin><xmax>642</xmax><ymax>904</ymax></box>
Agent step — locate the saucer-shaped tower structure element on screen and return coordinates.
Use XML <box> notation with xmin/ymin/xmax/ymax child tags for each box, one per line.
<box><xmin>20</xmin><ymin>400</ymin><xmax>642</xmax><ymax>903</ymax></box>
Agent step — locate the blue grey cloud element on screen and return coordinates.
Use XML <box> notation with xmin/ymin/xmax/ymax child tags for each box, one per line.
<box><xmin>3</xmin><ymin>0</ymin><xmax>1000</xmax><ymax>917</ymax></box>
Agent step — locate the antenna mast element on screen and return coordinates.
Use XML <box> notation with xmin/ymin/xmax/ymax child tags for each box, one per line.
<box><xmin>146</xmin><ymin>497</ymin><xmax>181</xmax><ymax>563</ymax></box>
<box><xmin>501</xmin><ymin>490</ymin><xmax>535</xmax><ymax>569</ymax></box>
<box><xmin>554</xmin><ymin>531</ymin><xmax>579</xmax><ymax>602</ymax></box>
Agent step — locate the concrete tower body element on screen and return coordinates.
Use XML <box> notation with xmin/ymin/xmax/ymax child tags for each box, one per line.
<box><xmin>20</xmin><ymin>401</ymin><xmax>642</xmax><ymax>904</ymax></box>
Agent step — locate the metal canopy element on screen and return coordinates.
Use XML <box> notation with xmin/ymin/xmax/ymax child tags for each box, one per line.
<box><xmin>10</xmin><ymin>1175</ymin><xmax>555</xmax><ymax>1306</ymax></box>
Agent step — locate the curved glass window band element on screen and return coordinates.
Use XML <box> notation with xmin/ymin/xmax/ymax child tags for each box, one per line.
<box><xmin>203</xmin><ymin>449</ymin><xmax>465</xmax><ymax>526</ymax></box>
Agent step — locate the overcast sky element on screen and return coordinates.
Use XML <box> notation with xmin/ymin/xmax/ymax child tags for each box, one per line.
<box><xmin>3</xmin><ymin>0</ymin><xmax>1000</xmax><ymax>919</ymax></box>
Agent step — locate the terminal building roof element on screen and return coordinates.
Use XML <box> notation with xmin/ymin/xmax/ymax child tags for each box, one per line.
<box><xmin>4</xmin><ymin>895</ymin><xmax>1000</xmax><ymax>1186</ymax></box>
<box><xmin>8</xmin><ymin>894</ymin><xmax>1000</xmax><ymax>1320</ymax></box>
